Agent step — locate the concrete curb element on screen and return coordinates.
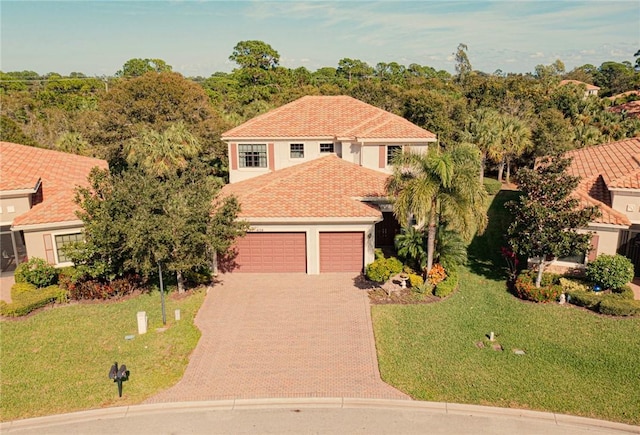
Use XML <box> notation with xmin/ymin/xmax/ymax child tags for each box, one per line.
<box><xmin>2</xmin><ymin>399</ymin><xmax>639</xmax><ymax>434</ymax></box>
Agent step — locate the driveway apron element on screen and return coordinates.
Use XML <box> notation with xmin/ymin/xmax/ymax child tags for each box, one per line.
<box><xmin>147</xmin><ymin>273</ymin><xmax>408</xmax><ymax>402</ymax></box>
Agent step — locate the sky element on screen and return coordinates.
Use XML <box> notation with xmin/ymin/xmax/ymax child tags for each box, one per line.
<box><xmin>1</xmin><ymin>0</ymin><xmax>639</xmax><ymax>77</ymax></box>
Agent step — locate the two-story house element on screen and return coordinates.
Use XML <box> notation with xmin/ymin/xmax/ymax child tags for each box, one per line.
<box><xmin>0</xmin><ymin>142</ymin><xmax>108</xmax><ymax>272</ymax></box>
<box><xmin>219</xmin><ymin>95</ymin><xmax>436</xmax><ymax>274</ymax></box>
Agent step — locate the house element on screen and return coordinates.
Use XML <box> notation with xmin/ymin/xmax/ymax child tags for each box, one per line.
<box><xmin>219</xmin><ymin>95</ymin><xmax>436</xmax><ymax>274</ymax></box>
<box><xmin>553</xmin><ymin>138</ymin><xmax>640</xmax><ymax>274</ymax></box>
<box><xmin>559</xmin><ymin>79</ymin><xmax>600</xmax><ymax>97</ymax></box>
<box><xmin>607</xmin><ymin>100</ymin><xmax>640</xmax><ymax>119</ymax></box>
<box><xmin>0</xmin><ymin>142</ymin><xmax>108</xmax><ymax>271</ymax></box>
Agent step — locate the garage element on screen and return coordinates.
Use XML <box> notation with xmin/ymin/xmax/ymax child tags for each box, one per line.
<box><xmin>231</xmin><ymin>232</ymin><xmax>306</xmax><ymax>273</ymax></box>
<box><xmin>319</xmin><ymin>232</ymin><xmax>364</xmax><ymax>273</ymax></box>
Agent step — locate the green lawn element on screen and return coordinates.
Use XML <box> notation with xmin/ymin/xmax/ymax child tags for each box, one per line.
<box><xmin>372</xmin><ymin>190</ymin><xmax>640</xmax><ymax>425</ymax></box>
<box><xmin>0</xmin><ymin>289</ymin><xmax>205</xmax><ymax>421</ymax></box>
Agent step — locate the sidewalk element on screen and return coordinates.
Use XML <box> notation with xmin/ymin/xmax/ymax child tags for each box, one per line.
<box><xmin>2</xmin><ymin>399</ymin><xmax>638</xmax><ymax>434</ymax></box>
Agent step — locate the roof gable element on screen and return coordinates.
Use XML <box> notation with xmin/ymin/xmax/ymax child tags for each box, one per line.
<box><xmin>1</xmin><ymin>142</ymin><xmax>108</xmax><ymax>227</ymax></box>
<box><xmin>564</xmin><ymin>138</ymin><xmax>640</xmax><ymax>226</ymax></box>
<box><xmin>221</xmin><ymin>95</ymin><xmax>436</xmax><ymax>141</ymax></box>
<box><xmin>220</xmin><ymin>155</ymin><xmax>389</xmax><ymax>219</ymax></box>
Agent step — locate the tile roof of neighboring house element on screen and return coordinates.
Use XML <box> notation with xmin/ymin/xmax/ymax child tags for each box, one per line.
<box><xmin>559</xmin><ymin>79</ymin><xmax>600</xmax><ymax>91</ymax></box>
<box><xmin>221</xmin><ymin>95</ymin><xmax>436</xmax><ymax>141</ymax></box>
<box><xmin>607</xmin><ymin>90</ymin><xmax>640</xmax><ymax>101</ymax></box>
<box><xmin>564</xmin><ymin>138</ymin><xmax>640</xmax><ymax>226</ymax></box>
<box><xmin>0</xmin><ymin>142</ymin><xmax>108</xmax><ymax>227</ymax></box>
<box><xmin>607</xmin><ymin>100</ymin><xmax>640</xmax><ymax>119</ymax></box>
<box><xmin>220</xmin><ymin>155</ymin><xmax>389</xmax><ymax>219</ymax></box>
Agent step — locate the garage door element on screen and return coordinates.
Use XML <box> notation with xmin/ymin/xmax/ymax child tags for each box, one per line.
<box><xmin>232</xmin><ymin>232</ymin><xmax>306</xmax><ymax>273</ymax></box>
<box><xmin>319</xmin><ymin>232</ymin><xmax>364</xmax><ymax>273</ymax></box>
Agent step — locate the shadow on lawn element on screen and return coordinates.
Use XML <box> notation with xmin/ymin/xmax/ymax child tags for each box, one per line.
<box><xmin>467</xmin><ymin>189</ymin><xmax>521</xmax><ymax>281</ymax></box>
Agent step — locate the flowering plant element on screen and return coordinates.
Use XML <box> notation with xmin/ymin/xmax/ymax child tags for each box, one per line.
<box><xmin>501</xmin><ymin>246</ymin><xmax>519</xmax><ymax>281</ymax></box>
<box><xmin>427</xmin><ymin>263</ymin><xmax>447</xmax><ymax>285</ymax></box>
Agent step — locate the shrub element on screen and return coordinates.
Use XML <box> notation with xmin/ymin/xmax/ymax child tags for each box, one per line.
<box><xmin>408</xmin><ymin>273</ymin><xmax>424</xmax><ymax>288</ymax></box>
<box><xmin>68</xmin><ymin>275</ymin><xmax>142</xmax><ymax>300</ymax></box>
<box><xmin>514</xmin><ymin>270</ymin><xmax>563</xmax><ymax>303</ymax></box>
<box><xmin>366</xmin><ymin>256</ymin><xmax>403</xmax><ymax>283</ymax></box>
<box><xmin>559</xmin><ymin>277</ymin><xmax>589</xmax><ymax>293</ymax></box>
<box><xmin>13</xmin><ymin>257</ymin><xmax>57</xmax><ymax>288</ymax></box>
<box><xmin>427</xmin><ymin>264</ymin><xmax>447</xmax><ymax>285</ymax></box>
<box><xmin>1</xmin><ymin>285</ymin><xmax>67</xmax><ymax>317</ymax></box>
<box><xmin>566</xmin><ymin>290</ymin><xmax>602</xmax><ymax>309</ymax></box>
<box><xmin>598</xmin><ymin>298</ymin><xmax>640</xmax><ymax>316</ymax></box>
<box><xmin>11</xmin><ymin>282</ymin><xmax>37</xmax><ymax>298</ymax></box>
<box><xmin>434</xmin><ymin>268</ymin><xmax>459</xmax><ymax>298</ymax></box>
<box><xmin>585</xmin><ymin>254</ymin><xmax>634</xmax><ymax>291</ymax></box>
<box><xmin>483</xmin><ymin>178</ymin><xmax>502</xmax><ymax>195</ymax></box>
<box><xmin>412</xmin><ymin>282</ymin><xmax>432</xmax><ymax>294</ymax></box>
<box><xmin>614</xmin><ymin>285</ymin><xmax>635</xmax><ymax>300</ymax></box>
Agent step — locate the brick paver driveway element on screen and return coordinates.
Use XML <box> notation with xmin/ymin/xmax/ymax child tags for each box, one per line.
<box><xmin>147</xmin><ymin>273</ymin><xmax>409</xmax><ymax>402</ymax></box>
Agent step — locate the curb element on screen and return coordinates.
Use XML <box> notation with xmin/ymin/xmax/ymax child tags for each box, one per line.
<box><xmin>2</xmin><ymin>398</ymin><xmax>639</xmax><ymax>434</ymax></box>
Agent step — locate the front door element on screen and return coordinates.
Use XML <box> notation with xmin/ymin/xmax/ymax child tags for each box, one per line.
<box><xmin>375</xmin><ymin>212</ymin><xmax>401</xmax><ymax>248</ymax></box>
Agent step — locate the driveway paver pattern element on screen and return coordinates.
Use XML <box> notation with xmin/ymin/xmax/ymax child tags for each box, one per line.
<box><xmin>147</xmin><ymin>273</ymin><xmax>409</xmax><ymax>403</ymax></box>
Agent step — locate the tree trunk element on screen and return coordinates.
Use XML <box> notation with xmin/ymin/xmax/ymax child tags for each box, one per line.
<box><xmin>211</xmin><ymin>250</ymin><xmax>218</xmax><ymax>276</ymax></box>
<box><xmin>505</xmin><ymin>158</ymin><xmax>511</xmax><ymax>185</ymax></box>
<box><xmin>426</xmin><ymin>207</ymin><xmax>437</xmax><ymax>275</ymax></box>
<box><xmin>177</xmin><ymin>270</ymin><xmax>185</xmax><ymax>294</ymax></box>
<box><xmin>535</xmin><ymin>259</ymin><xmax>544</xmax><ymax>288</ymax></box>
<box><xmin>497</xmin><ymin>159</ymin><xmax>505</xmax><ymax>183</ymax></box>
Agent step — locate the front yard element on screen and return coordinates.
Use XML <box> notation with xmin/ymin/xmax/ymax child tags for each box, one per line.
<box><xmin>372</xmin><ymin>190</ymin><xmax>640</xmax><ymax>425</ymax></box>
<box><xmin>0</xmin><ymin>289</ymin><xmax>205</xmax><ymax>421</ymax></box>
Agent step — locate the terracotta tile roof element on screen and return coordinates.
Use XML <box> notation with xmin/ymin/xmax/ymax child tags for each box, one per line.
<box><xmin>220</xmin><ymin>155</ymin><xmax>389</xmax><ymax>219</ymax></box>
<box><xmin>559</xmin><ymin>79</ymin><xmax>600</xmax><ymax>91</ymax></box>
<box><xmin>608</xmin><ymin>100</ymin><xmax>640</xmax><ymax>119</ymax></box>
<box><xmin>1</xmin><ymin>142</ymin><xmax>108</xmax><ymax>227</ymax></box>
<box><xmin>564</xmin><ymin>138</ymin><xmax>640</xmax><ymax>226</ymax></box>
<box><xmin>221</xmin><ymin>95</ymin><xmax>436</xmax><ymax>141</ymax></box>
<box><xmin>607</xmin><ymin>90</ymin><xmax>640</xmax><ymax>101</ymax></box>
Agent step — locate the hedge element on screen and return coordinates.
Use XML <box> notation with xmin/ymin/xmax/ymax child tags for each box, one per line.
<box><xmin>0</xmin><ymin>285</ymin><xmax>68</xmax><ymax>317</ymax></box>
<box><xmin>434</xmin><ymin>268</ymin><xmax>459</xmax><ymax>298</ymax></box>
<box><xmin>565</xmin><ymin>289</ymin><xmax>640</xmax><ymax>317</ymax></box>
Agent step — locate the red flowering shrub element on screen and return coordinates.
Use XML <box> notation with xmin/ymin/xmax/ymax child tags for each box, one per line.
<box><xmin>514</xmin><ymin>270</ymin><xmax>563</xmax><ymax>303</ymax></box>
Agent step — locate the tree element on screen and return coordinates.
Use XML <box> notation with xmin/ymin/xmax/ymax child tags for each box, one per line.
<box><xmin>92</xmin><ymin>71</ymin><xmax>227</xmax><ymax>171</ymax></box>
<box><xmin>337</xmin><ymin>58</ymin><xmax>374</xmax><ymax>83</ymax></box>
<box><xmin>454</xmin><ymin>43</ymin><xmax>472</xmax><ymax>82</ymax></box>
<box><xmin>73</xmin><ymin>163</ymin><xmax>246</xmax><ymax>293</ymax></box>
<box><xmin>125</xmin><ymin>122</ymin><xmax>201</xmax><ymax>178</ymax></box>
<box><xmin>387</xmin><ymin>144</ymin><xmax>488</xmax><ymax>273</ymax></box>
<box><xmin>462</xmin><ymin>108</ymin><xmax>501</xmax><ymax>182</ymax></box>
<box><xmin>500</xmin><ymin>116</ymin><xmax>532</xmax><ymax>184</ymax></box>
<box><xmin>115</xmin><ymin>58</ymin><xmax>172</xmax><ymax>77</ymax></box>
<box><xmin>229</xmin><ymin>40</ymin><xmax>280</xmax><ymax>70</ymax></box>
<box><xmin>507</xmin><ymin>157</ymin><xmax>600</xmax><ymax>287</ymax></box>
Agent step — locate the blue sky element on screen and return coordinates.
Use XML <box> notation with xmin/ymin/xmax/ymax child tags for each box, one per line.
<box><xmin>1</xmin><ymin>1</ymin><xmax>638</xmax><ymax>77</ymax></box>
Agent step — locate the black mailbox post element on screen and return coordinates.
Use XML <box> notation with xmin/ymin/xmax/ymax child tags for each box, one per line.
<box><xmin>108</xmin><ymin>362</ymin><xmax>129</xmax><ymax>397</ymax></box>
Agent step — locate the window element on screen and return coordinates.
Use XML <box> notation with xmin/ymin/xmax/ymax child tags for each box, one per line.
<box><xmin>320</xmin><ymin>143</ymin><xmax>334</xmax><ymax>153</ymax></box>
<box><xmin>290</xmin><ymin>143</ymin><xmax>304</xmax><ymax>158</ymax></box>
<box><xmin>55</xmin><ymin>233</ymin><xmax>84</xmax><ymax>264</ymax></box>
<box><xmin>387</xmin><ymin>145</ymin><xmax>402</xmax><ymax>165</ymax></box>
<box><xmin>238</xmin><ymin>144</ymin><xmax>267</xmax><ymax>168</ymax></box>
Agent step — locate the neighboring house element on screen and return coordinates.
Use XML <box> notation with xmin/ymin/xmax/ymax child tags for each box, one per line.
<box><xmin>552</xmin><ymin>138</ymin><xmax>640</xmax><ymax>274</ymax></box>
<box><xmin>0</xmin><ymin>142</ymin><xmax>108</xmax><ymax>271</ymax></box>
<box><xmin>608</xmin><ymin>100</ymin><xmax>640</xmax><ymax>119</ymax></box>
<box><xmin>220</xmin><ymin>95</ymin><xmax>436</xmax><ymax>274</ymax></box>
<box><xmin>559</xmin><ymin>79</ymin><xmax>600</xmax><ymax>97</ymax></box>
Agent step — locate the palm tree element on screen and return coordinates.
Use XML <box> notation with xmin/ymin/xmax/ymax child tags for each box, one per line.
<box><xmin>500</xmin><ymin>116</ymin><xmax>532</xmax><ymax>185</ymax></box>
<box><xmin>387</xmin><ymin>144</ymin><xmax>488</xmax><ymax>273</ymax></box>
<box><xmin>125</xmin><ymin>121</ymin><xmax>201</xmax><ymax>178</ymax></box>
<box><xmin>462</xmin><ymin>108</ymin><xmax>501</xmax><ymax>183</ymax></box>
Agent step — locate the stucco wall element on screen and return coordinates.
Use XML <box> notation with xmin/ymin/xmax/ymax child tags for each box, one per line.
<box><xmin>22</xmin><ymin>224</ymin><xmax>83</xmax><ymax>266</ymax></box>
<box><xmin>611</xmin><ymin>190</ymin><xmax>640</xmax><ymax>224</ymax></box>
<box><xmin>246</xmin><ymin>221</ymin><xmax>377</xmax><ymax>275</ymax></box>
<box><xmin>0</xmin><ymin>196</ymin><xmax>31</xmax><ymax>225</ymax></box>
